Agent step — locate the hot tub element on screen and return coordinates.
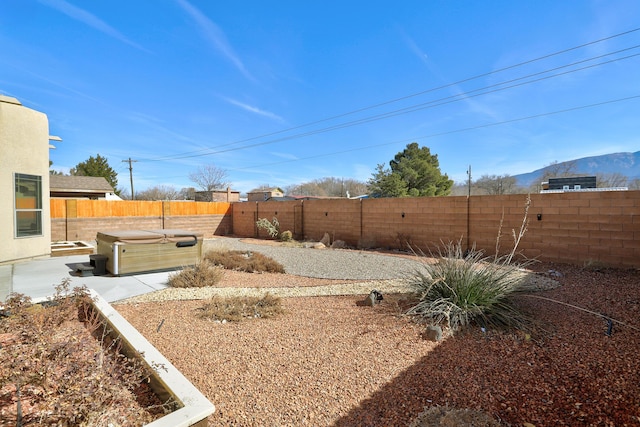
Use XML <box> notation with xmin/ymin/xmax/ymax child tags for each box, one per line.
<box><xmin>96</xmin><ymin>229</ymin><xmax>203</xmax><ymax>275</ymax></box>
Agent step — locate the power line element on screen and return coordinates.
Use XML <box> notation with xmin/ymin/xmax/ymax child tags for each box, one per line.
<box><xmin>129</xmin><ymin>93</ymin><xmax>640</xmax><ymax>181</ymax></box>
<box><xmin>141</xmin><ymin>48</ymin><xmax>640</xmax><ymax>162</ymax></box>
<box><xmin>226</xmin><ymin>94</ymin><xmax>640</xmax><ymax>171</ymax></box>
<box><xmin>139</xmin><ymin>27</ymin><xmax>640</xmax><ymax>162</ymax></box>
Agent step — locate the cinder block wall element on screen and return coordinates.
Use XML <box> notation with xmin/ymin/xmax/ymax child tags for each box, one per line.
<box><xmin>164</xmin><ymin>215</ymin><xmax>231</xmax><ymax>237</ymax></box>
<box><xmin>231</xmin><ymin>191</ymin><xmax>640</xmax><ymax>268</ymax></box>
<box><xmin>302</xmin><ymin>199</ymin><xmax>362</xmax><ymax>244</ymax></box>
<box><xmin>361</xmin><ymin>196</ymin><xmax>468</xmax><ymax>250</ymax></box>
<box><xmin>232</xmin><ymin>202</ymin><xmax>258</xmax><ymax>238</ymax></box>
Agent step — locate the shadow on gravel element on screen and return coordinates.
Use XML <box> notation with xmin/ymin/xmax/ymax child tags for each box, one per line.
<box><xmin>331</xmin><ymin>333</ymin><xmax>481</xmax><ymax>427</ymax></box>
<box><xmin>332</xmin><ymin>281</ymin><xmax>640</xmax><ymax>427</ymax></box>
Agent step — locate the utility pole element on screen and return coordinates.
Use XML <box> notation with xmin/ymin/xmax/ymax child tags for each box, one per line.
<box><xmin>122</xmin><ymin>158</ymin><xmax>137</xmax><ymax>199</ymax></box>
<box><xmin>466</xmin><ymin>165</ymin><xmax>472</xmax><ymax>252</ymax></box>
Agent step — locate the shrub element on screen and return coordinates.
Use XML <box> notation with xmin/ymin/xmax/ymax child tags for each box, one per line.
<box><xmin>197</xmin><ymin>293</ymin><xmax>284</xmax><ymax>322</ymax></box>
<box><xmin>406</xmin><ymin>195</ymin><xmax>536</xmax><ymax>332</ymax></box>
<box><xmin>167</xmin><ymin>261</ymin><xmax>224</xmax><ymax>288</ymax></box>
<box><xmin>204</xmin><ymin>250</ymin><xmax>285</xmax><ymax>273</ymax></box>
<box><xmin>256</xmin><ymin>217</ymin><xmax>280</xmax><ymax>238</ymax></box>
<box><xmin>280</xmin><ymin>230</ymin><xmax>293</xmax><ymax>242</ymax></box>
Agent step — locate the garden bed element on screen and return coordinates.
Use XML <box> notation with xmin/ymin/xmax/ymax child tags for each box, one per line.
<box><xmin>0</xmin><ymin>287</ymin><xmax>214</xmax><ymax>426</ymax></box>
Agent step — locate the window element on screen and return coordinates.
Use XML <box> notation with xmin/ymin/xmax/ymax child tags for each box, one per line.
<box><xmin>14</xmin><ymin>173</ymin><xmax>43</xmax><ymax>237</ymax></box>
<box><xmin>574</xmin><ymin>185</ymin><xmax>581</xmax><ymax>190</ymax></box>
<box><xmin>563</xmin><ymin>185</ymin><xmax>570</xmax><ymax>190</ymax></box>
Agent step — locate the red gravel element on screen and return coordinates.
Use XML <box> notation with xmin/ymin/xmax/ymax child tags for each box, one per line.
<box><xmin>116</xmin><ymin>262</ymin><xmax>640</xmax><ymax>426</ymax></box>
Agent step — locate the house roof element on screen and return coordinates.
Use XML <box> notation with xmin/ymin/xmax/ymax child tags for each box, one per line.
<box><xmin>50</xmin><ymin>175</ymin><xmax>114</xmax><ymax>193</ymax></box>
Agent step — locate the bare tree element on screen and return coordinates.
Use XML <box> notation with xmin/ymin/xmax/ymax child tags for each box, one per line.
<box><xmin>189</xmin><ymin>164</ymin><xmax>230</xmax><ymax>192</ymax></box>
<box><xmin>474</xmin><ymin>174</ymin><xmax>519</xmax><ymax>195</ymax></box>
<box><xmin>250</xmin><ymin>184</ymin><xmax>279</xmax><ymax>192</ymax></box>
<box><xmin>285</xmin><ymin>182</ymin><xmax>327</xmax><ymax>197</ymax></box>
<box><xmin>180</xmin><ymin>187</ymin><xmax>196</xmax><ymax>200</ymax></box>
<box><xmin>628</xmin><ymin>178</ymin><xmax>640</xmax><ymax>190</ymax></box>
<box><xmin>540</xmin><ymin>160</ymin><xmax>579</xmax><ymax>181</ymax></box>
<box><xmin>136</xmin><ymin>185</ymin><xmax>182</xmax><ymax>200</ymax></box>
<box><xmin>285</xmin><ymin>177</ymin><xmax>368</xmax><ymax>197</ymax></box>
<box><xmin>596</xmin><ymin>172</ymin><xmax>628</xmax><ymax>188</ymax></box>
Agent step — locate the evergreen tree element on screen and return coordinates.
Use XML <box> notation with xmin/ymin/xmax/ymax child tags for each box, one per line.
<box><xmin>368</xmin><ymin>143</ymin><xmax>452</xmax><ymax>197</ymax></box>
<box><xmin>70</xmin><ymin>154</ymin><xmax>118</xmax><ymax>190</ymax></box>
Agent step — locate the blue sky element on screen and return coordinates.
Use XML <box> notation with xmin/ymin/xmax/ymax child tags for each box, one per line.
<box><xmin>2</xmin><ymin>1</ymin><xmax>639</xmax><ymax>195</ymax></box>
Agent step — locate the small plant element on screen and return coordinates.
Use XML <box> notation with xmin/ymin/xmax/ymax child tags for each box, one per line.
<box><xmin>280</xmin><ymin>230</ymin><xmax>293</xmax><ymax>242</ymax></box>
<box><xmin>167</xmin><ymin>260</ymin><xmax>224</xmax><ymax>288</ymax></box>
<box><xmin>197</xmin><ymin>293</ymin><xmax>284</xmax><ymax>322</ymax></box>
<box><xmin>204</xmin><ymin>250</ymin><xmax>285</xmax><ymax>273</ymax></box>
<box><xmin>256</xmin><ymin>217</ymin><xmax>280</xmax><ymax>238</ymax></box>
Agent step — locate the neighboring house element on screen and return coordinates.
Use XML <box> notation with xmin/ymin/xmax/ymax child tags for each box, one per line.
<box><xmin>247</xmin><ymin>188</ymin><xmax>284</xmax><ymax>202</ymax></box>
<box><xmin>0</xmin><ymin>95</ymin><xmax>55</xmax><ymax>263</ymax></box>
<box><xmin>541</xmin><ymin>176</ymin><xmax>627</xmax><ymax>193</ymax></box>
<box><xmin>50</xmin><ymin>175</ymin><xmax>119</xmax><ymax>200</ymax></box>
<box><xmin>195</xmin><ymin>187</ymin><xmax>240</xmax><ymax>202</ymax></box>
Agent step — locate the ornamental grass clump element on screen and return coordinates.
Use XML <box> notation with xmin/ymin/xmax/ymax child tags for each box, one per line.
<box><xmin>406</xmin><ymin>195</ymin><xmax>536</xmax><ymax>332</ymax></box>
<box><xmin>167</xmin><ymin>260</ymin><xmax>224</xmax><ymax>288</ymax></box>
<box><xmin>204</xmin><ymin>250</ymin><xmax>285</xmax><ymax>273</ymax></box>
<box><xmin>405</xmin><ymin>242</ymin><xmax>532</xmax><ymax>331</ymax></box>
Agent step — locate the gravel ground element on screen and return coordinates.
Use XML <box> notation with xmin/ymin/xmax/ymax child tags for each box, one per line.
<box><xmin>114</xmin><ymin>240</ymin><xmax>640</xmax><ymax>426</ymax></box>
<box><xmin>204</xmin><ymin>237</ymin><xmax>423</xmax><ymax>279</ymax></box>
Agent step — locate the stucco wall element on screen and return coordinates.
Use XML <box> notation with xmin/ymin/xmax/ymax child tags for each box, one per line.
<box><xmin>0</xmin><ymin>96</ymin><xmax>51</xmax><ymax>264</ymax></box>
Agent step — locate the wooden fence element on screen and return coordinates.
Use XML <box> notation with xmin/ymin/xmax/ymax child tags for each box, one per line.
<box><xmin>51</xmin><ymin>199</ymin><xmax>232</xmax><ymax>242</ymax></box>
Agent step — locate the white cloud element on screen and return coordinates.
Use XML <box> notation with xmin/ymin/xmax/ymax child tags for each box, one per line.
<box><xmin>38</xmin><ymin>0</ymin><xmax>150</xmax><ymax>53</ymax></box>
<box><xmin>401</xmin><ymin>31</ymin><xmax>502</xmax><ymax>122</ymax></box>
<box><xmin>175</xmin><ymin>0</ymin><xmax>254</xmax><ymax>81</ymax></box>
<box><xmin>223</xmin><ymin>97</ymin><xmax>284</xmax><ymax>122</ymax></box>
<box><xmin>269</xmin><ymin>151</ymin><xmax>298</xmax><ymax>160</ymax></box>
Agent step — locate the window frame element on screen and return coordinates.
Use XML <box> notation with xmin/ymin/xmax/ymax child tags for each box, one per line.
<box><xmin>14</xmin><ymin>173</ymin><xmax>43</xmax><ymax>238</ymax></box>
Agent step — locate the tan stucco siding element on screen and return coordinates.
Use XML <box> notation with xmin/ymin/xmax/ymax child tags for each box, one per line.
<box><xmin>0</xmin><ymin>97</ymin><xmax>51</xmax><ymax>263</ymax></box>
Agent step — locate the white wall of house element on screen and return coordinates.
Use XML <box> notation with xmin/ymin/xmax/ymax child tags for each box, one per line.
<box><xmin>0</xmin><ymin>95</ymin><xmax>51</xmax><ymax>263</ymax></box>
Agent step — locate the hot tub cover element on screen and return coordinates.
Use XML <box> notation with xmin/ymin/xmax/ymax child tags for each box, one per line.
<box><xmin>96</xmin><ymin>229</ymin><xmax>203</xmax><ymax>245</ymax></box>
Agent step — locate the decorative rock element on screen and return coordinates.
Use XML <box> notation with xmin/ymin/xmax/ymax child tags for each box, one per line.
<box><xmin>424</xmin><ymin>325</ymin><xmax>443</xmax><ymax>342</ymax></box>
<box><xmin>331</xmin><ymin>240</ymin><xmax>346</xmax><ymax>249</ymax></box>
<box><xmin>320</xmin><ymin>232</ymin><xmax>331</xmax><ymax>247</ymax></box>
<box><xmin>312</xmin><ymin>242</ymin><xmax>326</xmax><ymax>249</ymax></box>
<box><xmin>364</xmin><ymin>289</ymin><xmax>383</xmax><ymax>306</ymax></box>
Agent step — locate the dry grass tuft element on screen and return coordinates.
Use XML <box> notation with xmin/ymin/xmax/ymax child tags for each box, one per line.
<box><xmin>197</xmin><ymin>293</ymin><xmax>284</xmax><ymax>322</ymax></box>
<box><xmin>204</xmin><ymin>250</ymin><xmax>285</xmax><ymax>273</ymax></box>
<box><xmin>167</xmin><ymin>261</ymin><xmax>224</xmax><ymax>288</ymax></box>
<box><xmin>409</xmin><ymin>405</ymin><xmax>501</xmax><ymax>426</ymax></box>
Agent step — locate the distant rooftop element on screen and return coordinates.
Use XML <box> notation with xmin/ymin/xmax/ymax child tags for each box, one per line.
<box><xmin>540</xmin><ymin>187</ymin><xmax>628</xmax><ymax>193</ymax></box>
<box><xmin>50</xmin><ymin>175</ymin><xmax>114</xmax><ymax>193</ymax></box>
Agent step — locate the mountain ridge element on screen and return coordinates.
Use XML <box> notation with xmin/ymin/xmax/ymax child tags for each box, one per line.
<box><xmin>513</xmin><ymin>151</ymin><xmax>640</xmax><ymax>187</ymax></box>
